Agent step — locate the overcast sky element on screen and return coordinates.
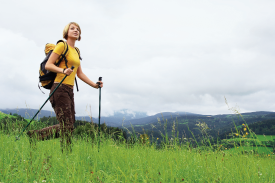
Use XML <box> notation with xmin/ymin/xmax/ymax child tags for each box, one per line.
<box><xmin>1</xmin><ymin>0</ymin><xmax>275</xmax><ymax>117</ymax></box>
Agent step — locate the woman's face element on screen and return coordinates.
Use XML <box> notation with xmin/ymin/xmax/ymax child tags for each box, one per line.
<box><xmin>67</xmin><ymin>24</ymin><xmax>80</xmax><ymax>40</ymax></box>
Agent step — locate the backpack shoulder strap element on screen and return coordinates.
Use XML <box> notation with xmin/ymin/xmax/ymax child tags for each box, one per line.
<box><xmin>56</xmin><ymin>40</ymin><xmax>69</xmax><ymax>67</ymax></box>
<box><xmin>56</xmin><ymin>40</ymin><xmax>69</xmax><ymax>56</ymax></box>
<box><xmin>74</xmin><ymin>47</ymin><xmax>81</xmax><ymax>92</ymax></box>
<box><xmin>75</xmin><ymin>47</ymin><xmax>82</xmax><ymax>60</ymax></box>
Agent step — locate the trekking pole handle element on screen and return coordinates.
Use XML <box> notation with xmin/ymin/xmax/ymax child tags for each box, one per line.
<box><xmin>96</xmin><ymin>77</ymin><xmax>102</xmax><ymax>88</ymax></box>
<box><xmin>71</xmin><ymin>66</ymin><xmax>75</xmax><ymax>70</ymax></box>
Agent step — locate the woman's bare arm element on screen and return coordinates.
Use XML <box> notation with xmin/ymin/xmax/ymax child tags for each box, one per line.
<box><xmin>77</xmin><ymin>64</ymin><xmax>103</xmax><ymax>88</ymax></box>
<box><xmin>45</xmin><ymin>52</ymin><xmax>73</xmax><ymax>76</ymax></box>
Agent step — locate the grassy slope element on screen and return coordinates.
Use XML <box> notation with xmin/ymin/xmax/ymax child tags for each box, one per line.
<box><xmin>1</xmin><ymin>112</ymin><xmax>275</xmax><ymax>182</ymax></box>
<box><xmin>1</xmin><ymin>132</ymin><xmax>275</xmax><ymax>183</ymax></box>
<box><xmin>0</xmin><ymin>111</ymin><xmax>32</xmax><ymax>124</ymax></box>
<box><xmin>226</xmin><ymin>145</ymin><xmax>273</xmax><ymax>154</ymax></box>
<box><xmin>257</xmin><ymin>135</ymin><xmax>275</xmax><ymax>141</ymax></box>
<box><xmin>0</xmin><ymin>111</ymin><xmax>15</xmax><ymax>119</ymax></box>
<box><xmin>223</xmin><ymin>134</ymin><xmax>274</xmax><ymax>154</ymax></box>
<box><xmin>225</xmin><ymin>135</ymin><xmax>274</xmax><ymax>142</ymax></box>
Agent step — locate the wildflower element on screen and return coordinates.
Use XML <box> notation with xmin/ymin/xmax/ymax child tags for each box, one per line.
<box><xmin>237</xmin><ymin>147</ymin><xmax>239</xmax><ymax>148</ymax></box>
<box><xmin>42</xmin><ymin>180</ymin><xmax>46</xmax><ymax>183</ymax></box>
<box><xmin>225</xmin><ymin>148</ymin><xmax>227</xmax><ymax>150</ymax></box>
<box><xmin>157</xmin><ymin>138</ymin><xmax>159</xmax><ymax>140</ymax></box>
<box><xmin>268</xmin><ymin>154</ymin><xmax>270</xmax><ymax>157</ymax></box>
<box><xmin>243</xmin><ymin>135</ymin><xmax>246</xmax><ymax>138</ymax></box>
<box><xmin>242</xmin><ymin>124</ymin><xmax>245</xmax><ymax>126</ymax></box>
<box><xmin>235</xmin><ymin>134</ymin><xmax>239</xmax><ymax>136</ymax></box>
<box><xmin>246</xmin><ymin>132</ymin><xmax>248</xmax><ymax>135</ymax></box>
<box><xmin>91</xmin><ymin>171</ymin><xmax>94</xmax><ymax>174</ymax></box>
<box><xmin>244</xmin><ymin>128</ymin><xmax>247</xmax><ymax>131</ymax></box>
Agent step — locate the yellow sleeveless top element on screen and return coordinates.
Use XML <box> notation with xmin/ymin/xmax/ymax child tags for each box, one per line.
<box><xmin>53</xmin><ymin>42</ymin><xmax>80</xmax><ymax>86</ymax></box>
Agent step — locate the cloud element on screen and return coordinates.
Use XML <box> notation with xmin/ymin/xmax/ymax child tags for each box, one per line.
<box><xmin>1</xmin><ymin>0</ymin><xmax>275</xmax><ymax>116</ymax></box>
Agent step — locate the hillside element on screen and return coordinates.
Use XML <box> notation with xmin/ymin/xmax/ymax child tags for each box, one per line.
<box><xmin>1</xmin><ymin>108</ymin><xmax>275</xmax><ymax>140</ymax></box>
<box><xmin>245</xmin><ymin>118</ymin><xmax>275</xmax><ymax>135</ymax></box>
<box><xmin>121</xmin><ymin>111</ymin><xmax>275</xmax><ymax>139</ymax></box>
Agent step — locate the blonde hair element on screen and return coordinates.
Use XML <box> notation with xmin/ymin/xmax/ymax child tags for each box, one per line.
<box><xmin>63</xmin><ymin>22</ymin><xmax>81</xmax><ymax>41</ymax></box>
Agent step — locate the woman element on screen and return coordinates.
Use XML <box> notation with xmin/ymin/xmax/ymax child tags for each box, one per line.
<box><xmin>29</xmin><ymin>22</ymin><xmax>103</xmax><ymax>150</ymax></box>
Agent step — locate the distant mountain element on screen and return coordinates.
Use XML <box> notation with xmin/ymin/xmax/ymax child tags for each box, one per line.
<box><xmin>120</xmin><ymin>111</ymin><xmax>199</xmax><ymax>127</ymax></box>
<box><xmin>96</xmin><ymin>109</ymin><xmax>149</xmax><ymax>126</ymax></box>
<box><xmin>112</xmin><ymin>109</ymin><xmax>148</xmax><ymax>119</ymax></box>
<box><xmin>0</xmin><ymin>108</ymin><xmax>197</xmax><ymax>127</ymax></box>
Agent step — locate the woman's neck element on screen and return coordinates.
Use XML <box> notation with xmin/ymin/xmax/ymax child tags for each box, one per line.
<box><xmin>66</xmin><ymin>38</ymin><xmax>76</xmax><ymax>48</ymax></box>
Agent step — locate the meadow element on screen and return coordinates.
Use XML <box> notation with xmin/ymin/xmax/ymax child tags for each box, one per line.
<box><xmin>0</xmin><ymin>111</ymin><xmax>275</xmax><ymax>182</ymax></box>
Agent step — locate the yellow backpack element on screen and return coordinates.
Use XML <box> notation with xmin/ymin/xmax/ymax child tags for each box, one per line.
<box><xmin>38</xmin><ymin>40</ymin><xmax>80</xmax><ymax>93</ymax></box>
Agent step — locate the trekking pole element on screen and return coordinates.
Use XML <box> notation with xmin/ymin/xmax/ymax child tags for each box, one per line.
<box><xmin>96</xmin><ymin>77</ymin><xmax>102</xmax><ymax>152</ymax></box>
<box><xmin>15</xmin><ymin>66</ymin><xmax>75</xmax><ymax>141</ymax></box>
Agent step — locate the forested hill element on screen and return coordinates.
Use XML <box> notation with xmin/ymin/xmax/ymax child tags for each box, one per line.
<box><xmin>2</xmin><ymin>108</ymin><xmax>275</xmax><ymax>140</ymax></box>
<box><xmin>247</xmin><ymin>118</ymin><xmax>275</xmax><ymax>135</ymax></box>
<box><xmin>122</xmin><ymin>111</ymin><xmax>275</xmax><ymax>139</ymax></box>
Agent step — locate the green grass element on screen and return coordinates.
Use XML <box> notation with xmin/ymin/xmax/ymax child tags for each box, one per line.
<box><xmin>0</xmin><ymin>111</ymin><xmax>15</xmax><ymax>119</ymax></box>
<box><xmin>257</xmin><ymin>135</ymin><xmax>275</xmax><ymax>141</ymax></box>
<box><xmin>1</xmin><ymin>110</ymin><xmax>275</xmax><ymax>182</ymax></box>
<box><xmin>227</xmin><ymin>146</ymin><xmax>273</xmax><ymax>154</ymax></box>
<box><xmin>1</xmin><ymin>131</ymin><xmax>275</xmax><ymax>182</ymax></box>
<box><xmin>178</xmin><ymin>122</ymin><xmax>188</xmax><ymax>125</ymax></box>
<box><xmin>0</xmin><ymin>111</ymin><xmax>32</xmax><ymax>124</ymax></box>
<box><xmin>225</xmin><ymin>134</ymin><xmax>274</xmax><ymax>143</ymax></box>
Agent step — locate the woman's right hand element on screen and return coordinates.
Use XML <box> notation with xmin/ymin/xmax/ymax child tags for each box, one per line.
<box><xmin>46</xmin><ymin>52</ymin><xmax>71</xmax><ymax>75</ymax></box>
<box><xmin>64</xmin><ymin>68</ymin><xmax>73</xmax><ymax>76</ymax></box>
